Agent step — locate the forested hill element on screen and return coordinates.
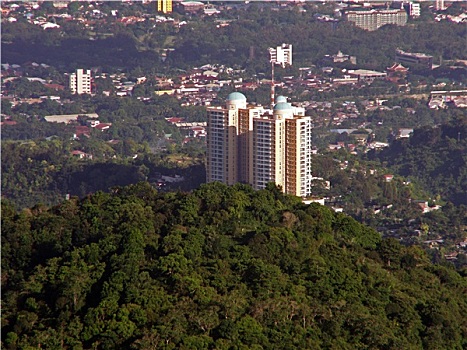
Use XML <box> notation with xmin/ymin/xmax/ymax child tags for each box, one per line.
<box><xmin>369</xmin><ymin>119</ymin><xmax>467</xmax><ymax>205</ymax></box>
<box><xmin>2</xmin><ymin>182</ymin><xmax>467</xmax><ymax>349</ymax></box>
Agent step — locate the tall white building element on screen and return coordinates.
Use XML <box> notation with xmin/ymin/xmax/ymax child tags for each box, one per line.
<box><xmin>207</xmin><ymin>93</ymin><xmax>313</xmax><ymax>198</ymax></box>
<box><xmin>285</xmin><ymin>113</ymin><xmax>313</xmax><ymax>197</ymax></box>
<box><xmin>206</xmin><ymin>92</ymin><xmax>245</xmax><ymax>185</ymax></box>
<box><xmin>269</xmin><ymin>44</ymin><xmax>292</xmax><ymax>68</ymax></box>
<box><xmin>69</xmin><ymin>69</ymin><xmax>92</xmax><ymax>94</ymax></box>
<box><xmin>408</xmin><ymin>2</ymin><xmax>421</xmax><ymax>18</ymax></box>
<box><xmin>253</xmin><ymin>112</ymin><xmax>286</xmax><ymax>191</ymax></box>
<box><xmin>435</xmin><ymin>0</ymin><xmax>445</xmax><ymax>11</ymax></box>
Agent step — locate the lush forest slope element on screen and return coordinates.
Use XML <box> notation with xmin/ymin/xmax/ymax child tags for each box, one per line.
<box><xmin>2</xmin><ymin>182</ymin><xmax>467</xmax><ymax>349</ymax></box>
<box><xmin>369</xmin><ymin>119</ymin><xmax>467</xmax><ymax>205</ymax></box>
<box><xmin>1</xmin><ymin>139</ymin><xmax>206</xmax><ymax>210</ymax></box>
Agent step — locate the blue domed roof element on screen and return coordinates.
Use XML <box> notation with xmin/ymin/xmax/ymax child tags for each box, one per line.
<box><xmin>274</xmin><ymin>102</ymin><xmax>293</xmax><ymax>111</ymax></box>
<box><xmin>275</xmin><ymin>96</ymin><xmax>287</xmax><ymax>103</ymax></box>
<box><xmin>226</xmin><ymin>92</ymin><xmax>246</xmax><ymax>101</ymax></box>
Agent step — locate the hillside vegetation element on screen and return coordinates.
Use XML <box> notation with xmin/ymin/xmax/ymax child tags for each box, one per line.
<box><xmin>2</xmin><ymin>7</ymin><xmax>466</xmax><ymax>73</ymax></box>
<box><xmin>2</xmin><ymin>182</ymin><xmax>467</xmax><ymax>349</ymax></box>
<box><xmin>370</xmin><ymin>119</ymin><xmax>467</xmax><ymax>205</ymax></box>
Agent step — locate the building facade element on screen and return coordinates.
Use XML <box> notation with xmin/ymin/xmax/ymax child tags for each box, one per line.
<box><xmin>157</xmin><ymin>0</ymin><xmax>172</xmax><ymax>13</ymax></box>
<box><xmin>285</xmin><ymin>114</ymin><xmax>313</xmax><ymax>197</ymax></box>
<box><xmin>69</xmin><ymin>69</ymin><xmax>92</xmax><ymax>94</ymax></box>
<box><xmin>179</xmin><ymin>1</ymin><xmax>204</xmax><ymax>14</ymax></box>
<box><xmin>344</xmin><ymin>9</ymin><xmax>407</xmax><ymax>31</ymax></box>
<box><xmin>407</xmin><ymin>2</ymin><xmax>421</xmax><ymax>18</ymax></box>
<box><xmin>435</xmin><ymin>0</ymin><xmax>445</xmax><ymax>11</ymax></box>
<box><xmin>395</xmin><ymin>49</ymin><xmax>433</xmax><ymax>69</ymax></box>
<box><xmin>207</xmin><ymin>93</ymin><xmax>313</xmax><ymax>198</ymax></box>
<box><xmin>206</xmin><ymin>92</ymin><xmax>247</xmax><ymax>185</ymax></box>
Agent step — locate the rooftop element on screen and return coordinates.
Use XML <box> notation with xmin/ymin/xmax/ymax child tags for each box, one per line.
<box><xmin>275</xmin><ymin>95</ymin><xmax>287</xmax><ymax>103</ymax></box>
<box><xmin>274</xmin><ymin>102</ymin><xmax>292</xmax><ymax>111</ymax></box>
<box><xmin>396</xmin><ymin>49</ymin><xmax>433</xmax><ymax>58</ymax></box>
<box><xmin>226</xmin><ymin>92</ymin><xmax>246</xmax><ymax>101</ymax></box>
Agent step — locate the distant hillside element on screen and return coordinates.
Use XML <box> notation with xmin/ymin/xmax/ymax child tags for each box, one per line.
<box><xmin>369</xmin><ymin>119</ymin><xmax>467</xmax><ymax>205</ymax></box>
<box><xmin>2</xmin><ymin>182</ymin><xmax>466</xmax><ymax>349</ymax></box>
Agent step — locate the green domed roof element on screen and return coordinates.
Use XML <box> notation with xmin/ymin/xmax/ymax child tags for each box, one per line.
<box><xmin>275</xmin><ymin>96</ymin><xmax>287</xmax><ymax>103</ymax></box>
<box><xmin>226</xmin><ymin>92</ymin><xmax>247</xmax><ymax>101</ymax></box>
<box><xmin>273</xmin><ymin>102</ymin><xmax>292</xmax><ymax>111</ymax></box>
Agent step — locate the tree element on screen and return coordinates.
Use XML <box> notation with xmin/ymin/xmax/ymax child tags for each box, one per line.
<box><xmin>378</xmin><ymin>238</ymin><xmax>403</xmax><ymax>268</ymax></box>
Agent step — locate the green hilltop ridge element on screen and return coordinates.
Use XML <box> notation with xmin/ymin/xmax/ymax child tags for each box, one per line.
<box><xmin>369</xmin><ymin>118</ymin><xmax>467</xmax><ymax>206</ymax></box>
<box><xmin>2</xmin><ymin>182</ymin><xmax>467</xmax><ymax>349</ymax></box>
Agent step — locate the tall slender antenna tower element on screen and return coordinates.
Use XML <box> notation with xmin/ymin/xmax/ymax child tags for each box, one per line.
<box><xmin>268</xmin><ymin>44</ymin><xmax>293</xmax><ymax>109</ymax></box>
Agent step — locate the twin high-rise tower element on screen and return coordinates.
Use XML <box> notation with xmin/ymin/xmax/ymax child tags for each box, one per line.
<box><xmin>206</xmin><ymin>93</ymin><xmax>313</xmax><ymax>198</ymax></box>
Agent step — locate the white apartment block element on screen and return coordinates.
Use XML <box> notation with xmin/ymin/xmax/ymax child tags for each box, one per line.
<box><xmin>408</xmin><ymin>2</ymin><xmax>420</xmax><ymax>18</ymax></box>
<box><xmin>435</xmin><ymin>0</ymin><xmax>445</xmax><ymax>11</ymax></box>
<box><xmin>344</xmin><ymin>9</ymin><xmax>408</xmax><ymax>31</ymax></box>
<box><xmin>69</xmin><ymin>69</ymin><xmax>92</xmax><ymax>94</ymax></box>
<box><xmin>269</xmin><ymin>43</ymin><xmax>293</xmax><ymax>67</ymax></box>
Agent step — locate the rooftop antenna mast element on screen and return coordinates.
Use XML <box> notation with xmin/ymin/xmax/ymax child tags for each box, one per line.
<box><xmin>268</xmin><ymin>44</ymin><xmax>292</xmax><ymax>109</ymax></box>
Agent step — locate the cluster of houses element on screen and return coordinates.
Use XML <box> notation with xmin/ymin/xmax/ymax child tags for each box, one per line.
<box><xmin>0</xmin><ymin>0</ymin><xmax>220</xmax><ymax>34</ymax></box>
<box><xmin>140</xmin><ymin>64</ymin><xmax>247</xmax><ymax>106</ymax></box>
<box><xmin>3</xmin><ymin>58</ymin><xmax>428</xmax><ymax>159</ymax></box>
<box><xmin>165</xmin><ymin>117</ymin><xmax>206</xmax><ymax>142</ymax></box>
<box><xmin>428</xmin><ymin>90</ymin><xmax>467</xmax><ymax>109</ymax></box>
<box><xmin>42</xmin><ymin>113</ymin><xmax>113</xmax><ymax>141</ymax></box>
<box><xmin>1</xmin><ymin>2</ymin><xmax>70</xmax><ymax>28</ymax></box>
<box><xmin>42</xmin><ymin>57</ymin><xmax>417</xmax><ymax>107</ymax></box>
<box><xmin>435</xmin><ymin>12</ymin><xmax>467</xmax><ymax>23</ymax></box>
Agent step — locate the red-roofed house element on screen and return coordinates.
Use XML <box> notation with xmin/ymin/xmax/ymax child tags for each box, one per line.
<box><xmin>74</xmin><ymin>126</ymin><xmax>91</xmax><ymax>139</ymax></box>
<box><xmin>94</xmin><ymin>123</ymin><xmax>112</xmax><ymax>131</ymax></box>
<box><xmin>44</xmin><ymin>83</ymin><xmax>65</xmax><ymax>91</ymax></box>
<box><xmin>190</xmin><ymin>126</ymin><xmax>206</xmax><ymax>138</ymax></box>
<box><xmin>71</xmin><ymin>150</ymin><xmax>93</xmax><ymax>159</ymax></box>
<box><xmin>166</xmin><ymin>117</ymin><xmax>184</xmax><ymax>124</ymax></box>
<box><xmin>0</xmin><ymin>120</ymin><xmax>17</xmax><ymax>126</ymax></box>
<box><xmin>242</xmin><ymin>82</ymin><xmax>259</xmax><ymax>90</ymax></box>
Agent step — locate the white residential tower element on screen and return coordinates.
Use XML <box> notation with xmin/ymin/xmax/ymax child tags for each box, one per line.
<box><xmin>69</xmin><ymin>69</ymin><xmax>92</xmax><ymax>94</ymax></box>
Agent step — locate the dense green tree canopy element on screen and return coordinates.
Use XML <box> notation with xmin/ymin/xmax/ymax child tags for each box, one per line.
<box><xmin>2</xmin><ymin>7</ymin><xmax>466</xmax><ymax>74</ymax></box>
<box><xmin>369</xmin><ymin>119</ymin><xmax>467</xmax><ymax>205</ymax></box>
<box><xmin>2</xmin><ymin>182</ymin><xmax>466</xmax><ymax>349</ymax></box>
